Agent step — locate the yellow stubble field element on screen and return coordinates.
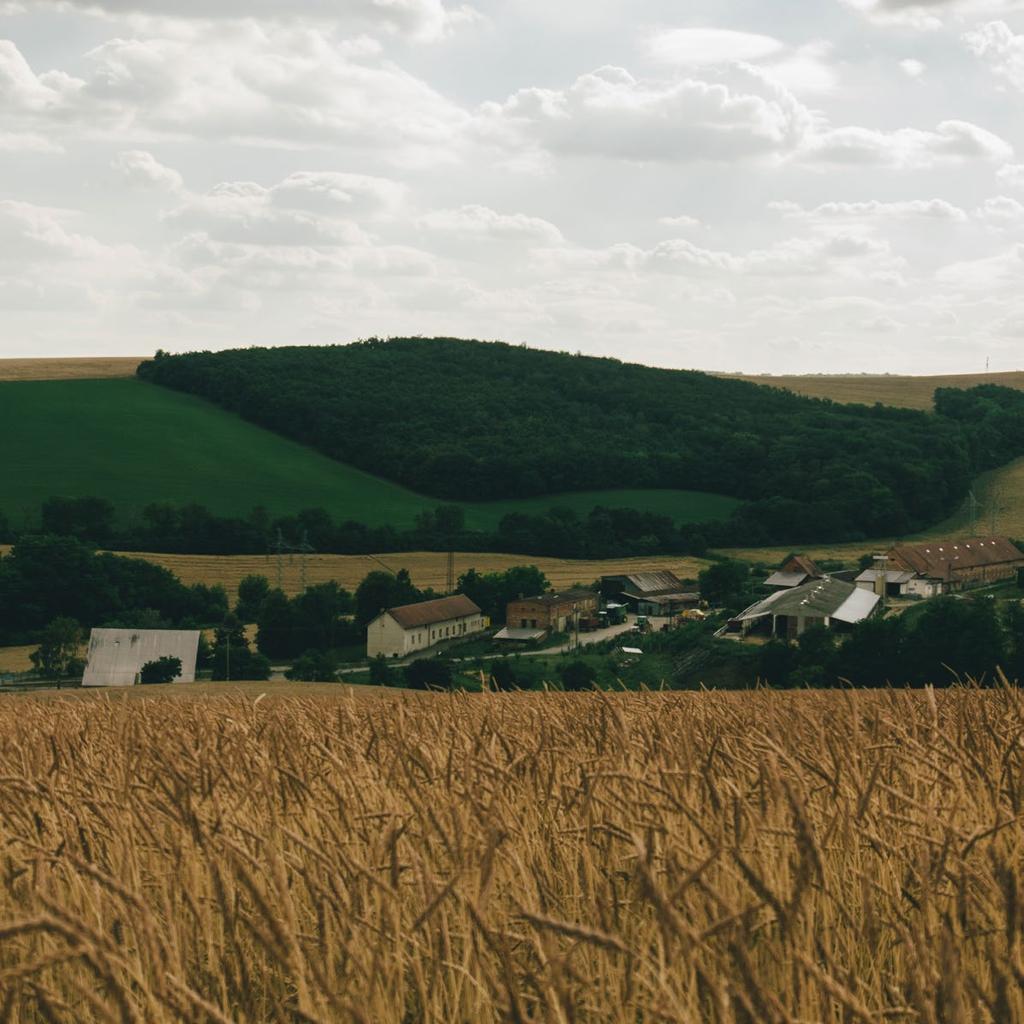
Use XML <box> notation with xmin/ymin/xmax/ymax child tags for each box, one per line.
<box><xmin>0</xmin><ymin>357</ymin><xmax>144</xmax><ymax>381</ymax></box>
<box><xmin>731</xmin><ymin>369</ymin><xmax>1024</xmax><ymax>410</ymax></box>
<box><xmin>121</xmin><ymin>549</ymin><xmax>713</xmax><ymax>598</ymax></box>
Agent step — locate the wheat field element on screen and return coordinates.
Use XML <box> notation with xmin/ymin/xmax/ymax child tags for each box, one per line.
<box><xmin>1</xmin><ymin>686</ymin><xmax>1024</xmax><ymax>1022</ymax></box>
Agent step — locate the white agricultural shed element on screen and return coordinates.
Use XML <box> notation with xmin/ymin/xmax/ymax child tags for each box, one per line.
<box><xmin>724</xmin><ymin>578</ymin><xmax>880</xmax><ymax>640</ymax></box>
<box><xmin>367</xmin><ymin>594</ymin><xmax>484</xmax><ymax>659</ymax></box>
<box><xmin>82</xmin><ymin>628</ymin><xmax>200</xmax><ymax>687</ymax></box>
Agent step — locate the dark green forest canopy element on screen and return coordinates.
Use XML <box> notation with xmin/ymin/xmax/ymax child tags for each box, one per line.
<box><xmin>138</xmin><ymin>338</ymin><xmax>1019</xmax><ymax>540</ymax></box>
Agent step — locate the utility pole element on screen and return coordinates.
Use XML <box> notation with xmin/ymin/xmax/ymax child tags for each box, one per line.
<box><xmin>990</xmin><ymin>487</ymin><xmax>1003</xmax><ymax>535</ymax></box>
<box><xmin>225</xmin><ymin>631</ymin><xmax>231</xmax><ymax>683</ymax></box>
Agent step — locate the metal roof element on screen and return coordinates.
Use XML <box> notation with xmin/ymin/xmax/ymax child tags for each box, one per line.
<box><xmin>855</xmin><ymin>568</ymin><xmax>916</xmax><ymax>584</ymax></box>
<box><xmin>732</xmin><ymin>577</ymin><xmax>878</xmax><ymax>624</ymax></box>
<box><xmin>508</xmin><ymin>589</ymin><xmax>597</xmax><ymax>607</ymax></box>
<box><xmin>386</xmin><ymin>594</ymin><xmax>481</xmax><ymax>630</ymax></box>
<box><xmin>832</xmin><ymin>587</ymin><xmax>881</xmax><ymax>624</ymax></box>
<box><xmin>493</xmin><ymin>627</ymin><xmax>547</xmax><ymax>641</ymax></box>
<box><xmin>889</xmin><ymin>536</ymin><xmax>1024</xmax><ymax>581</ymax></box>
<box><xmin>764</xmin><ymin>571</ymin><xmax>809</xmax><ymax>588</ymax></box>
<box><xmin>83</xmin><ymin>628</ymin><xmax>200</xmax><ymax>688</ymax></box>
<box><xmin>609</xmin><ymin>571</ymin><xmax>685</xmax><ymax>595</ymax></box>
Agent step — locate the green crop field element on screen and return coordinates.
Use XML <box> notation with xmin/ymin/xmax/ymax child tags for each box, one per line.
<box><xmin>0</xmin><ymin>379</ymin><xmax>738</xmax><ymax>531</ymax></box>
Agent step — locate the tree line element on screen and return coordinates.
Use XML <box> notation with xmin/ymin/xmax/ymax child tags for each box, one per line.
<box><xmin>1</xmin><ymin>495</ymin><xmax>721</xmax><ymax>559</ymax></box>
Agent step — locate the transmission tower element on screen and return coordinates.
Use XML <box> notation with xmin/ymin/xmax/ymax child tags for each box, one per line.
<box><xmin>272</xmin><ymin>529</ymin><xmax>316</xmax><ymax>592</ymax></box>
<box><xmin>446</xmin><ymin>550</ymin><xmax>455</xmax><ymax>594</ymax></box>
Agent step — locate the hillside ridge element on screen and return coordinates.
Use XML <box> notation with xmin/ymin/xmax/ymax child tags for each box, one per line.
<box><xmin>136</xmin><ymin>337</ymin><xmax>999</xmax><ymax>543</ymax></box>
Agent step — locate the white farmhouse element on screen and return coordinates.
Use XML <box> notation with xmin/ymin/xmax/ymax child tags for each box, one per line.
<box><xmin>367</xmin><ymin>594</ymin><xmax>484</xmax><ymax>659</ymax></box>
<box><xmin>82</xmin><ymin>628</ymin><xmax>200</xmax><ymax>687</ymax></box>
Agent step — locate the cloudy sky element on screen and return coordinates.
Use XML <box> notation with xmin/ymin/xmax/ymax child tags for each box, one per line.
<box><xmin>2</xmin><ymin>0</ymin><xmax>1023</xmax><ymax>372</ymax></box>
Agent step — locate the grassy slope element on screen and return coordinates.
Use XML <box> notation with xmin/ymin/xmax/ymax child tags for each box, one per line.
<box><xmin>0</xmin><ymin>379</ymin><xmax>737</xmax><ymax>531</ymax></box>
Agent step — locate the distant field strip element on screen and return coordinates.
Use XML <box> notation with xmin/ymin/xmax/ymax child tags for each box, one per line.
<box><xmin>121</xmin><ymin>550</ymin><xmax>713</xmax><ymax>597</ymax></box>
<box><xmin>0</xmin><ymin>379</ymin><xmax>737</xmax><ymax>529</ymax></box>
<box><xmin>732</xmin><ymin>370</ymin><xmax>1024</xmax><ymax>410</ymax></box>
<box><xmin>0</xmin><ymin>356</ymin><xmax>143</xmax><ymax>381</ymax></box>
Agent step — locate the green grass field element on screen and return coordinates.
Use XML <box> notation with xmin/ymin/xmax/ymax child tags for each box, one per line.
<box><xmin>0</xmin><ymin>380</ymin><xmax>738</xmax><ymax>532</ymax></box>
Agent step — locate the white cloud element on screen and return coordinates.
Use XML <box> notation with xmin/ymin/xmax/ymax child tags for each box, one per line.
<box><xmin>770</xmin><ymin>198</ymin><xmax>969</xmax><ymax>222</ymax></box>
<box><xmin>0</xmin><ymin>38</ymin><xmax>82</xmax><ymax>113</ymax></box>
<box><xmin>419</xmin><ymin>204</ymin><xmax>563</xmax><ymax>243</ymax></box>
<box><xmin>844</xmin><ymin>0</ymin><xmax>1024</xmax><ymax>29</ymax></box>
<box><xmin>164</xmin><ymin>179</ymin><xmax>371</xmax><ymax>246</ymax></box>
<box><xmin>539</xmin><ymin>232</ymin><xmax>905</xmax><ymax>283</ymax></box>
<box><xmin>481</xmin><ymin>63</ymin><xmax>1010</xmax><ymax>173</ymax></box>
<box><xmin>0</xmin><ymin>201</ymin><xmax>106</xmax><ymax>262</ymax></box>
<box><xmin>658</xmin><ymin>213</ymin><xmax>702</xmax><ymax>229</ymax></box>
<box><xmin>269</xmin><ymin>171</ymin><xmax>406</xmax><ymax>217</ymax></box>
<box><xmin>0</xmin><ymin>130</ymin><xmax>62</xmax><ymax>152</ymax></box>
<box><xmin>112</xmin><ymin>149</ymin><xmax>183</xmax><ymax>191</ymax></box>
<box><xmin>645</xmin><ymin>28</ymin><xmax>784</xmax><ymax>66</ymax></box>
<box><xmin>0</xmin><ymin>29</ymin><xmax>467</xmax><ymax>158</ymax></box>
<box><xmin>965</xmin><ymin>21</ymin><xmax>1024</xmax><ymax>91</ymax></box>
<box><xmin>767</xmin><ymin>42</ymin><xmax>839</xmax><ymax>95</ymax></box>
<box><xmin>31</xmin><ymin>1</ymin><xmax>479</xmax><ymax>42</ymax></box>
<box><xmin>802</xmin><ymin>120</ymin><xmax>1012</xmax><ymax>167</ymax></box>
<box><xmin>937</xmin><ymin>243</ymin><xmax>1024</xmax><ymax>287</ymax></box>
<box><xmin>998</xmin><ymin>163</ymin><xmax>1024</xmax><ymax>187</ymax></box>
<box><xmin>900</xmin><ymin>58</ymin><xmax>927</xmax><ymax>77</ymax></box>
<box><xmin>974</xmin><ymin>194</ymin><xmax>1024</xmax><ymax>226</ymax></box>
<box><xmin>481</xmin><ymin>64</ymin><xmax>813</xmax><ymax>162</ymax></box>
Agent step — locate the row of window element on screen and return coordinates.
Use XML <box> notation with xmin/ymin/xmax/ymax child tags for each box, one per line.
<box><xmin>410</xmin><ymin>618</ymin><xmax>477</xmax><ymax>646</ymax></box>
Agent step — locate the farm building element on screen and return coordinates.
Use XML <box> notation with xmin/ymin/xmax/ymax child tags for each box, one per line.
<box><xmin>504</xmin><ymin>589</ymin><xmax>598</xmax><ymax>634</ymax></box>
<box><xmin>600</xmin><ymin>571</ymin><xmax>699</xmax><ymax>616</ymax></box>
<box><xmin>82</xmin><ymin>628</ymin><xmax>200</xmax><ymax>687</ymax></box>
<box><xmin>367</xmin><ymin>594</ymin><xmax>484</xmax><ymax>659</ymax></box>
<box><xmin>764</xmin><ymin>554</ymin><xmax>822</xmax><ymax>590</ymax></box>
<box><xmin>854</xmin><ymin>567</ymin><xmax>925</xmax><ymax>598</ymax></box>
<box><xmin>884</xmin><ymin>536</ymin><xmax>1024</xmax><ymax>594</ymax></box>
<box><xmin>725</xmin><ymin>577</ymin><xmax>880</xmax><ymax>640</ymax></box>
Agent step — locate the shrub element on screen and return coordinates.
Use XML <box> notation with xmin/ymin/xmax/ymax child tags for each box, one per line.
<box><xmin>139</xmin><ymin>656</ymin><xmax>182</xmax><ymax>685</ymax></box>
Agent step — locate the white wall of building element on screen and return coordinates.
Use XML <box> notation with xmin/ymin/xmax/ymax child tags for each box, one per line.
<box><xmin>367</xmin><ymin>612</ymin><xmax>485</xmax><ymax>659</ymax></box>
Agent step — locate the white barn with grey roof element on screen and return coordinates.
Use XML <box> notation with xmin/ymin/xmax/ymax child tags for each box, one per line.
<box><xmin>82</xmin><ymin>628</ymin><xmax>200</xmax><ymax>687</ymax></box>
<box><xmin>724</xmin><ymin>578</ymin><xmax>880</xmax><ymax>640</ymax></box>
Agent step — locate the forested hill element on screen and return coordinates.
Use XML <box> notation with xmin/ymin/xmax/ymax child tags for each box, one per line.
<box><xmin>138</xmin><ymin>339</ymin><xmax>1024</xmax><ymax>542</ymax></box>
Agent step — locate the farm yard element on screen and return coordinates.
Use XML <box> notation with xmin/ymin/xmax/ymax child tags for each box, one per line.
<box><xmin>2</xmin><ymin>685</ymin><xmax>1024</xmax><ymax>1022</ymax></box>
